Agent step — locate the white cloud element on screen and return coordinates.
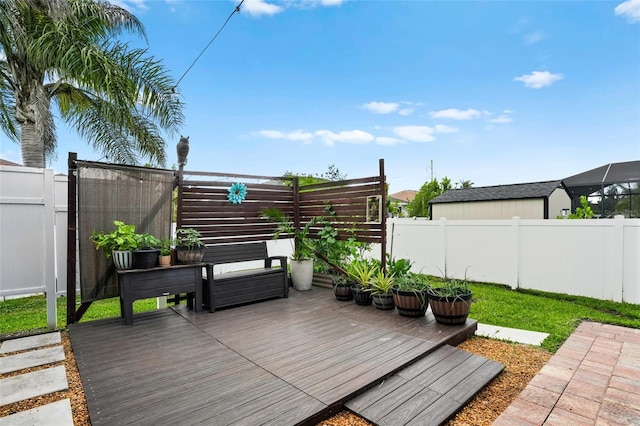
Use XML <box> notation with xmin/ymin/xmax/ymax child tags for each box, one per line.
<box><xmin>398</xmin><ymin>108</ymin><xmax>414</xmax><ymax>116</ymax></box>
<box><xmin>257</xmin><ymin>129</ymin><xmax>314</xmax><ymax>142</ymax></box>
<box><xmin>393</xmin><ymin>126</ymin><xmax>435</xmax><ymax>142</ymax></box>
<box><xmin>362</xmin><ymin>101</ymin><xmax>399</xmax><ymax>114</ymax></box>
<box><xmin>315</xmin><ymin>130</ymin><xmax>374</xmax><ymax>146</ymax></box>
<box><xmin>429</xmin><ymin>108</ymin><xmax>482</xmax><ymax>120</ymax></box>
<box><xmin>242</xmin><ymin>0</ymin><xmax>284</xmax><ymax>17</ymax></box>
<box><xmin>524</xmin><ymin>31</ymin><xmax>546</xmax><ymax>44</ymax></box>
<box><xmin>376</xmin><ymin>137</ymin><xmax>403</xmax><ymax>146</ymax></box>
<box><xmin>514</xmin><ymin>70</ymin><xmax>564</xmax><ymax>88</ymax></box>
<box><xmin>615</xmin><ymin>0</ymin><xmax>640</xmax><ymax>22</ymax></box>
<box><xmin>434</xmin><ymin>124</ymin><xmax>459</xmax><ymax>134</ymax></box>
<box><xmin>488</xmin><ymin>115</ymin><xmax>513</xmax><ymax>124</ymax></box>
<box><xmin>320</xmin><ymin>0</ymin><xmax>344</xmax><ymax>5</ymax></box>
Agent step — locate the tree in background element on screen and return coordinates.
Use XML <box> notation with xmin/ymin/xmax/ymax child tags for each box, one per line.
<box><xmin>0</xmin><ymin>0</ymin><xmax>183</xmax><ymax>167</ymax></box>
<box><xmin>407</xmin><ymin>177</ymin><xmax>454</xmax><ymax>217</ymax></box>
<box><xmin>567</xmin><ymin>195</ymin><xmax>595</xmax><ymax>219</ymax></box>
<box><xmin>283</xmin><ymin>164</ymin><xmax>346</xmax><ymax>185</ymax></box>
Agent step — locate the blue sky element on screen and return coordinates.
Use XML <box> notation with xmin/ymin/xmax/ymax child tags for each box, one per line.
<box><xmin>2</xmin><ymin>0</ymin><xmax>639</xmax><ymax>192</ymax></box>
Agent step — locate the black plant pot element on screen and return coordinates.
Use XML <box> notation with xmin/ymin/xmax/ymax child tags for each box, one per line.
<box><xmin>133</xmin><ymin>249</ymin><xmax>160</xmax><ymax>269</ymax></box>
<box><xmin>334</xmin><ymin>283</ymin><xmax>353</xmax><ymax>301</ymax></box>
<box><xmin>351</xmin><ymin>285</ymin><xmax>372</xmax><ymax>306</ymax></box>
<box><xmin>372</xmin><ymin>293</ymin><xmax>395</xmax><ymax>310</ymax></box>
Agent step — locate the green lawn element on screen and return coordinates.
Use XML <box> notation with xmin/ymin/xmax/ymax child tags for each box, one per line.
<box><xmin>1</xmin><ymin>284</ymin><xmax>638</xmax><ymax>353</ymax></box>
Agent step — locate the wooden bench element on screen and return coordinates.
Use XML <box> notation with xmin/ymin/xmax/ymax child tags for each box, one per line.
<box><xmin>202</xmin><ymin>242</ymin><xmax>288</xmax><ymax>312</ymax></box>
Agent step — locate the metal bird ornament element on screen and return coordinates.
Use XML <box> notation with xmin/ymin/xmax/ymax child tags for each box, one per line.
<box><xmin>177</xmin><ymin>136</ymin><xmax>190</xmax><ymax>166</ymax></box>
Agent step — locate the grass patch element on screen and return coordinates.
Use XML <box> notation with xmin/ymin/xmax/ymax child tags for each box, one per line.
<box><xmin>468</xmin><ymin>282</ymin><xmax>640</xmax><ymax>352</ymax></box>
<box><xmin>0</xmin><ymin>295</ymin><xmax>157</xmax><ymax>338</ymax></box>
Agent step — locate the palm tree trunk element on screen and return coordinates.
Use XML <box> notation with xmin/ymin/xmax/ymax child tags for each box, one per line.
<box><xmin>20</xmin><ymin>120</ymin><xmax>45</xmax><ymax>168</ymax></box>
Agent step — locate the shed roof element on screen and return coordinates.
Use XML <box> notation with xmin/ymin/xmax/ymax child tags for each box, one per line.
<box><xmin>429</xmin><ymin>180</ymin><xmax>564</xmax><ymax>204</ymax></box>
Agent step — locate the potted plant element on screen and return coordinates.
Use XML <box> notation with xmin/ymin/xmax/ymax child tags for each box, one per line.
<box><xmin>426</xmin><ymin>277</ymin><xmax>473</xmax><ymax>325</ymax></box>
<box><xmin>91</xmin><ymin>220</ymin><xmax>139</xmax><ymax>269</ymax></box>
<box><xmin>392</xmin><ymin>273</ymin><xmax>430</xmax><ymax>317</ymax></box>
<box><xmin>260</xmin><ymin>207</ymin><xmax>322</xmax><ymax>291</ymax></box>
<box><xmin>370</xmin><ymin>269</ymin><xmax>396</xmax><ymax>310</ymax></box>
<box><xmin>332</xmin><ymin>273</ymin><xmax>352</xmax><ymax>301</ymax></box>
<box><xmin>158</xmin><ymin>237</ymin><xmax>173</xmax><ymax>267</ymax></box>
<box><xmin>175</xmin><ymin>228</ymin><xmax>205</xmax><ymax>264</ymax></box>
<box><xmin>346</xmin><ymin>258</ymin><xmax>379</xmax><ymax>306</ymax></box>
<box><xmin>133</xmin><ymin>233</ymin><xmax>161</xmax><ymax>269</ymax></box>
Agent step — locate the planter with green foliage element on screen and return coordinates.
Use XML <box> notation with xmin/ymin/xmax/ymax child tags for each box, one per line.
<box><xmin>133</xmin><ymin>233</ymin><xmax>161</xmax><ymax>269</ymax></box>
<box><xmin>427</xmin><ymin>279</ymin><xmax>473</xmax><ymax>324</ymax></box>
<box><xmin>392</xmin><ymin>273</ymin><xmax>430</xmax><ymax>317</ymax></box>
<box><xmin>158</xmin><ymin>238</ymin><xmax>173</xmax><ymax>266</ymax></box>
<box><xmin>370</xmin><ymin>269</ymin><xmax>395</xmax><ymax>310</ymax></box>
<box><xmin>175</xmin><ymin>228</ymin><xmax>205</xmax><ymax>264</ymax></box>
<box><xmin>260</xmin><ymin>207</ymin><xmax>322</xmax><ymax>291</ymax></box>
<box><xmin>91</xmin><ymin>220</ymin><xmax>139</xmax><ymax>269</ymax></box>
<box><xmin>346</xmin><ymin>259</ymin><xmax>379</xmax><ymax>306</ymax></box>
<box><xmin>332</xmin><ymin>274</ymin><xmax>353</xmax><ymax>301</ymax></box>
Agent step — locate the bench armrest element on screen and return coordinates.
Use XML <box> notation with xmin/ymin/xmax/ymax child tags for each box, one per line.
<box><xmin>265</xmin><ymin>256</ymin><xmax>287</xmax><ymax>269</ymax></box>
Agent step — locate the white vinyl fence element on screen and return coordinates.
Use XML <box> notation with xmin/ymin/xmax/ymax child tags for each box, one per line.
<box><xmin>387</xmin><ymin>217</ymin><xmax>640</xmax><ymax>304</ymax></box>
<box><xmin>0</xmin><ymin>166</ymin><xmax>70</xmax><ymax>327</ymax></box>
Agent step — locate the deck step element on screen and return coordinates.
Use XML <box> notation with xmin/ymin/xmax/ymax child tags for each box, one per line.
<box><xmin>345</xmin><ymin>345</ymin><xmax>504</xmax><ymax>426</ymax></box>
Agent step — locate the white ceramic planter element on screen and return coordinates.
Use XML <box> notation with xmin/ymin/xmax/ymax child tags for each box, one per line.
<box><xmin>290</xmin><ymin>259</ymin><xmax>313</xmax><ymax>291</ymax></box>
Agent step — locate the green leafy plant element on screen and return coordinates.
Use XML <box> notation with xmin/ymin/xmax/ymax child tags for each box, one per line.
<box><xmin>135</xmin><ymin>233</ymin><xmax>161</xmax><ymax>249</ymax></box>
<box><xmin>260</xmin><ymin>207</ymin><xmax>322</xmax><ymax>261</ymax></box>
<box><xmin>395</xmin><ymin>273</ymin><xmax>431</xmax><ymax>293</ymax></box>
<box><xmin>175</xmin><ymin>228</ymin><xmax>204</xmax><ymax>248</ymax></box>
<box><xmin>346</xmin><ymin>259</ymin><xmax>379</xmax><ymax>290</ymax></box>
<box><xmin>159</xmin><ymin>238</ymin><xmax>173</xmax><ymax>256</ymax></box>
<box><xmin>91</xmin><ymin>220</ymin><xmax>139</xmax><ymax>257</ymax></box>
<box><xmin>568</xmin><ymin>195</ymin><xmax>595</xmax><ymax>219</ymax></box>
<box><xmin>386</xmin><ymin>255</ymin><xmax>413</xmax><ymax>279</ymax></box>
<box><xmin>370</xmin><ymin>269</ymin><xmax>395</xmax><ymax>295</ymax></box>
<box><xmin>429</xmin><ymin>278</ymin><xmax>471</xmax><ymax>299</ymax></box>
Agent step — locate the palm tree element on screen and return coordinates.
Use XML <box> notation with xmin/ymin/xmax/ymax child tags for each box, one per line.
<box><xmin>0</xmin><ymin>0</ymin><xmax>183</xmax><ymax>168</ymax></box>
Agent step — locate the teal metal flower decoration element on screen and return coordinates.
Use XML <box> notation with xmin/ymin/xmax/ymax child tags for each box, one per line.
<box><xmin>227</xmin><ymin>182</ymin><xmax>247</xmax><ymax>204</ymax></box>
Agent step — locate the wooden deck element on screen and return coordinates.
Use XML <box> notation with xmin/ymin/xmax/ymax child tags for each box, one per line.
<box><xmin>69</xmin><ymin>286</ymin><xmax>485</xmax><ymax>425</ymax></box>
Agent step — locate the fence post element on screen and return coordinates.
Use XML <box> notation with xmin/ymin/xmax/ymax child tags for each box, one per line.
<box><xmin>43</xmin><ymin>169</ymin><xmax>57</xmax><ymax>329</ymax></box>
<box><xmin>509</xmin><ymin>216</ymin><xmax>520</xmax><ymax>290</ymax></box>
<box><xmin>613</xmin><ymin>215</ymin><xmax>624</xmax><ymax>302</ymax></box>
<box><xmin>439</xmin><ymin>218</ymin><xmax>447</xmax><ymax>278</ymax></box>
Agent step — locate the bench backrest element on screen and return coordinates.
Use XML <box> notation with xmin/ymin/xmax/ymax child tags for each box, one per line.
<box><xmin>203</xmin><ymin>242</ymin><xmax>269</xmax><ymax>265</ymax></box>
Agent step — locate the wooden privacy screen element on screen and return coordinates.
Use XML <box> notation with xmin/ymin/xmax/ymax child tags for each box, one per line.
<box><xmin>177</xmin><ymin>159</ymin><xmax>386</xmax><ymax>260</ymax></box>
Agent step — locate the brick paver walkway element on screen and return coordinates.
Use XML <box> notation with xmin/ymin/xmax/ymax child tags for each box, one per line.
<box><xmin>494</xmin><ymin>321</ymin><xmax>640</xmax><ymax>425</ymax></box>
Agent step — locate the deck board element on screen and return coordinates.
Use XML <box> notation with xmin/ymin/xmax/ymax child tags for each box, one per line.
<box><xmin>69</xmin><ymin>286</ymin><xmax>479</xmax><ymax>425</ymax></box>
<box><xmin>345</xmin><ymin>345</ymin><xmax>504</xmax><ymax>425</ymax></box>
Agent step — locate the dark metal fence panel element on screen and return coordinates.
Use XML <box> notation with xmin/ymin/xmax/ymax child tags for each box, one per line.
<box><xmin>77</xmin><ymin>161</ymin><xmax>174</xmax><ymax>301</ymax></box>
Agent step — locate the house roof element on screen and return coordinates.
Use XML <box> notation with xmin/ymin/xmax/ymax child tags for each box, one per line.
<box><xmin>563</xmin><ymin>161</ymin><xmax>640</xmax><ymax>198</ymax></box>
<box><xmin>389</xmin><ymin>190</ymin><xmax>417</xmax><ymax>203</ymax></box>
<box><xmin>429</xmin><ymin>180</ymin><xmax>565</xmax><ymax>204</ymax></box>
<box><xmin>0</xmin><ymin>158</ymin><xmax>22</xmax><ymax>166</ymax></box>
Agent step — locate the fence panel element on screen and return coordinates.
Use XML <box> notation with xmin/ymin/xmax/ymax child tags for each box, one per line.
<box><xmin>388</xmin><ymin>217</ymin><xmax>640</xmax><ymax>304</ymax></box>
<box><xmin>0</xmin><ymin>166</ymin><xmax>49</xmax><ymax>297</ymax></box>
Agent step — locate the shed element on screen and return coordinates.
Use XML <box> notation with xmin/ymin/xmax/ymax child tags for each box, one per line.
<box><xmin>429</xmin><ymin>180</ymin><xmax>571</xmax><ymax>220</ymax></box>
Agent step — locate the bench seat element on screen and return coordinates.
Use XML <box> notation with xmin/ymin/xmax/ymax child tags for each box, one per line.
<box><xmin>203</xmin><ymin>242</ymin><xmax>288</xmax><ymax>312</ymax></box>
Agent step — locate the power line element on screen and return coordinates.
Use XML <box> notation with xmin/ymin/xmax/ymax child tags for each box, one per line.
<box><xmin>173</xmin><ymin>0</ymin><xmax>245</xmax><ymax>90</ymax></box>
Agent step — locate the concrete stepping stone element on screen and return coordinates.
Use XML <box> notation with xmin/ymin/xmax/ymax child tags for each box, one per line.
<box><xmin>0</xmin><ymin>399</ymin><xmax>73</xmax><ymax>426</ymax></box>
<box><xmin>476</xmin><ymin>323</ymin><xmax>549</xmax><ymax>346</ymax></box>
<box><xmin>0</xmin><ymin>345</ymin><xmax>66</xmax><ymax>374</ymax></box>
<box><xmin>0</xmin><ymin>332</ymin><xmax>61</xmax><ymax>354</ymax></box>
<box><xmin>0</xmin><ymin>365</ymin><xmax>68</xmax><ymax>406</ymax></box>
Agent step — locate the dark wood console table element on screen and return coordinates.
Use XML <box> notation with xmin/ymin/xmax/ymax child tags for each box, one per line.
<box><xmin>117</xmin><ymin>263</ymin><xmax>204</xmax><ymax>325</ymax></box>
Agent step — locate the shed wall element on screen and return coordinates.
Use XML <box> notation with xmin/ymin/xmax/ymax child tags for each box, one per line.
<box><xmin>432</xmin><ymin>198</ymin><xmax>543</xmax><ymax>219</ymax></box>
<box><xmin>548</xmin><ymin>188</ymin><xmax>571</xmax><ymax>218</ymax></box>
